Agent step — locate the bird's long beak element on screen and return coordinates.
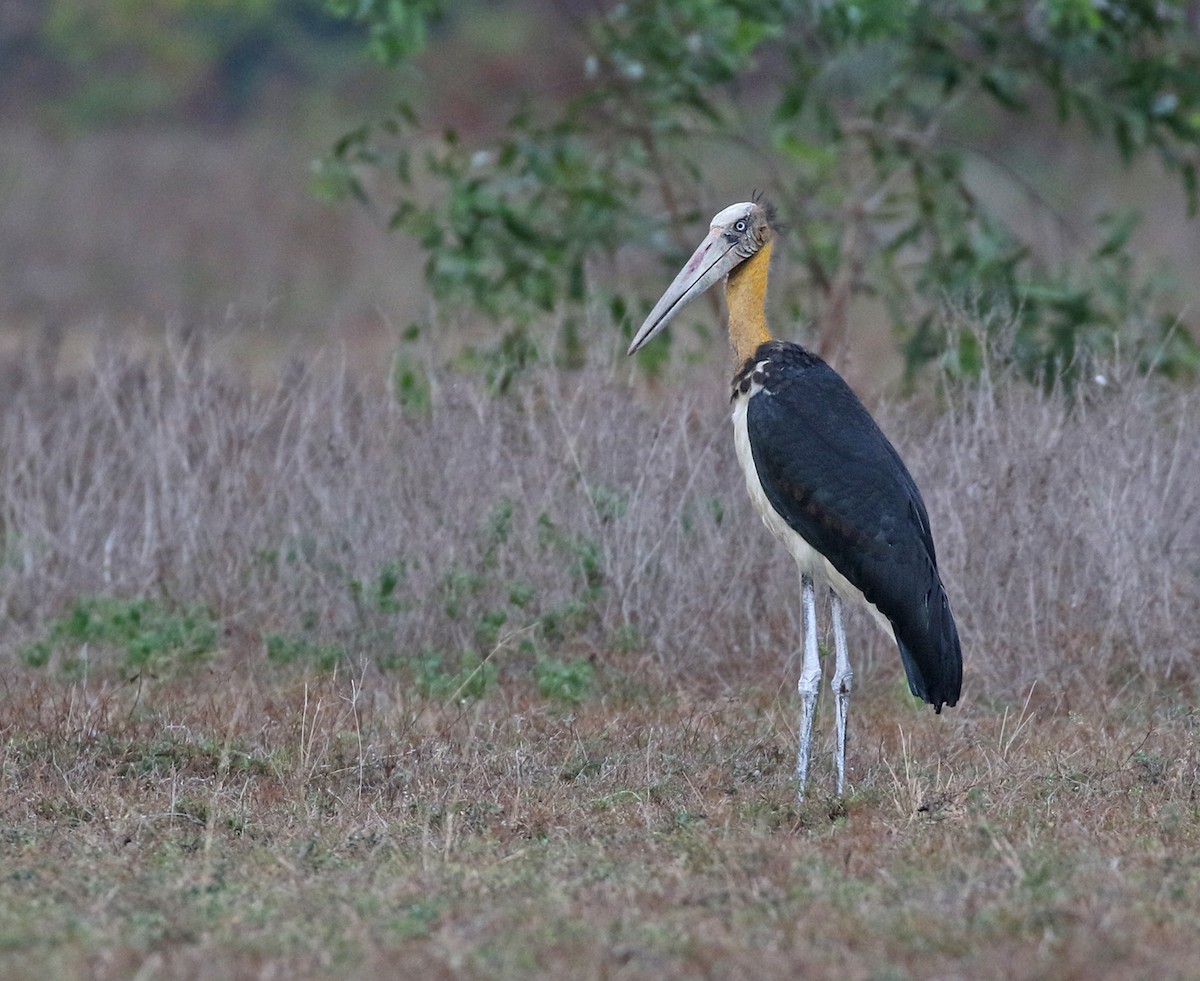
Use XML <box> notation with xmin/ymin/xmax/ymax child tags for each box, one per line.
<box><xmin>627</xmin><ymin>226</ymin><xmax>744</xmax><ymax>355</ymax></box>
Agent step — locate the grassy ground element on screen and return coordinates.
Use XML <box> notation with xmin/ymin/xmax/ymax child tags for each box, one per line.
<box><xmin>2</xmin><ymin>344</ymin><xmax>1200</xmax><ymax>978</ymax></box>
<box><xmin>3</xmin><ymin>665</ymin><xmax>1199</xmax><ymax>979</ymax></box>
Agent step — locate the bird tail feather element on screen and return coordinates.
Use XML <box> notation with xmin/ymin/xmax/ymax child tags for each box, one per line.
<box><xmin>894</xmin><ymin>589</ymin><xmax>962</xmax><ymax>713</ymax></box>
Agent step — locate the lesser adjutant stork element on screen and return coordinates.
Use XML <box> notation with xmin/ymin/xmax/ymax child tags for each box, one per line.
<box><xmin>628</xmin><ymin>200</ymin><xmax>962</xmax><ymax>799</ymax></box>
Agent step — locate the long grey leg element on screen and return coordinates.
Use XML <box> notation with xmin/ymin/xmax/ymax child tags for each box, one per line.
<box><xmin>796</xmin><ymin>573</ymin><xmax>821</xmax><ymax>800</ymax></box>
<box><xmin>830</xmin><ymin>590</ymin><xmax>853</xmax><ymax>796</ymax></box>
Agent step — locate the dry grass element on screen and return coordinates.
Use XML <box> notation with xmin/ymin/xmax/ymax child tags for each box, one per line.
<box><xmin>3</xmin><ymin>669</ymin><xmax>1200</xmax><ymax>980</ymax></box>
<box><xmin>2</xmin><ymin>340</ymin><xmax>1200</xmax><ymax>979</ymax></box>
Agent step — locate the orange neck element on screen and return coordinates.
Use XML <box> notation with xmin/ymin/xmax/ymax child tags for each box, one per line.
<box><xmin>725</xmin><ymin>240</ymin><xmax>773</xmax><ymax>364</ymax></box>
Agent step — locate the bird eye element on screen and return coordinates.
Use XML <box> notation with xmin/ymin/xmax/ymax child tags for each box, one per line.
<box><xmin>735</xmin><ymin>220</ymin><xmax>748</xmax><ymax>232</ymax></box>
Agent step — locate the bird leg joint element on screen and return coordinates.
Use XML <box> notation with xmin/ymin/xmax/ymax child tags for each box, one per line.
<box><xmin>798</xmin><ymin>663</ymin><xmax>822</xmax><ymax>699</ymax></box>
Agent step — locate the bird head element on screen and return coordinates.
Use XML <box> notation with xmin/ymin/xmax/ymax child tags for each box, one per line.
<box><xmin>627</xmin><ymin>200</ymin><xmax>776</xmax><ymax>355</ymax></box>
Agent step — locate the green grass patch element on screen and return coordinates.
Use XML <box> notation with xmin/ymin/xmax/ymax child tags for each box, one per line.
<box><xmin>534</xmin><ymin>657</ymin><xmax>594</xmax><ymax>704</ymax></box>
<box><xmin>21</xmin><ymin>596</ymin><xmax>218</xmax><ymax>675</ymax></box>
<box><xmin>265</xmin><ymin>633</ymin><xmax>346</xmax><ymax>671</ymax></box>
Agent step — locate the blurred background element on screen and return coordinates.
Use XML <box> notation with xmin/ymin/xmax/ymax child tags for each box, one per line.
<box><xmin>2</xmin><ymin>0</ymin><xmax>422</xmax><ymax>370</ymax></box>
<box><xmin>2</xmin><ymin>0</ymin><xmax>1198</xmax><ymax>383</ymax></box>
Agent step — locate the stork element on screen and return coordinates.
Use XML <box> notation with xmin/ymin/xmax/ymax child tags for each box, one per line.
<box><xmin>628</xmin><ymin>200</ymin><xmax>962</xmax><ymax>799</ymax></box>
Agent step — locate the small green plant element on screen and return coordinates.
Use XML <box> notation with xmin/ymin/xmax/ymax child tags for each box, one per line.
<box><xmin>457</xmin><ymin>328</ymin><xmax>540</xmax><ymax>395</ymax></box>
<box><xmin>349</xmin><ymin>560</ymin><xmax>410</xmax><ymax>615</ymax></box>
<box><xmin>537</xmin><ymin>600</ymin><xmax>595</xmax><ymax>646</ymax></box>
<box><xmin>413</xmin><ymin>650</ymin><xmax>496</xmax><ymax>702</ymax></box>
<box><xmin>609</xmin><ymin>623</ymin><xmax>644</xmax><ymax>654</ymax></box>
<box><xmin>408</xmin><ymin>497</ymin><xmax>614</xmax><ymax>688</ymax></box>
<box><xmin>588</xmin><ymin>484</ymin><xmax>628</xmax><ymax>524</ymax></box>
<box><xmin>264</xmin><ymin>633</ymin><xmax>346</xmax><ymax>671</ymax></box>
<box><xmin>393</xmin><ymin>325</ymin><xmax>432</xmax><ymax>414</ymax></box>
<box><xmin>22</xmin><ymin>596</ymin><xmax>218</xmax><ymax>675</ymax></box>
<box><xmin>343</xmin><ymin>558</ymin><xmax>419</xmax><ymax>666</ymax></box>
<box><xmin>507</xmin><ymin>581</ymin><xmax>536</xmax><ymax>608</ymax></box>
<box><xmin>534</xmin><ymin>657</ymin><xmax>594</xmax><ymax>705</ymax></box>
<box><xmin>481</xmin><ymin>499</ymin><xmax>515</xmax><ymax>568</ymax></box>
<box><xmin>441</xmin><ymin>566</ymin><xmax>486</xmax><ymax>620</ymax></box>
<box><xmin>537</xmin><ymin>513</ymin><xmax>603</xmax><ymax>595</ymax></box>
<box><xmin>474</xmin><ymin>608</ymin><xmax>508</xmax><ymax>650</ymax></box>
<box><xmin>390</xmin><ymin>898</ymin><xmax>447</xmax><ymax>941</ymax></box>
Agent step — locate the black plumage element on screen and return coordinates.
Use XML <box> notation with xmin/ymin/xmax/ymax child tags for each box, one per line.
<box><xmin>737</xmin><ymin>340</ymin><xmax>962</xmax><ymax>712</ymax></box>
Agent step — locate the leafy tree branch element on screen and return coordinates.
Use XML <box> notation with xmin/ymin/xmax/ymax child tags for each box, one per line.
<box><xmin>323</xmin><ymin>0</ymin><xmax>1200</xmax><ymax>383</ymax></box>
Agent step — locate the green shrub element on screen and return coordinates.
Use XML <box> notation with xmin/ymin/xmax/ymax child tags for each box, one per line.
<box><xmin>22</xmin><ymin>596</ymin><xmax>218</xmax><ymax>675</ymax></box>
<box><xmin>534</xmin><ymin>657</ymin><xmax>595</xmax><ymax>705</ymax></box>
<box><xmin>264</xmin><ymin>634</ymin><xmax>346</xmax><ymax>671</ymax></box>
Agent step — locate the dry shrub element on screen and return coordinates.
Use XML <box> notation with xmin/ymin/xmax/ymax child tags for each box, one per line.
<box><xmin>896</xmin><ymin>368</ymin><xmax>1200</xmax><ymax>698</ymax></box>
<box><xmin>1</xmin><ymin>339</ymin><xmax>1197</xmax><ymax>704</ymax></box>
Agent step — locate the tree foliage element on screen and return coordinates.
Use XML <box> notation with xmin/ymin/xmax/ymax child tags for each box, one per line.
<box><xmin>40</xmin><ymin>0</ymin><xmax>353</xmax><ymax>124</ymax></box>
<box><xmin>323</xmin><ymin>0</ymin><xmax>1200</xmax><ymax>382</ymax></box>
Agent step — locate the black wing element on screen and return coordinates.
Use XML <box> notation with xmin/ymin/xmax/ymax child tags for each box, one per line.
<box><xmin>741</xmin><ymin>341</ymin><xmax>962</xmax><ymax>711</ymax></box>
